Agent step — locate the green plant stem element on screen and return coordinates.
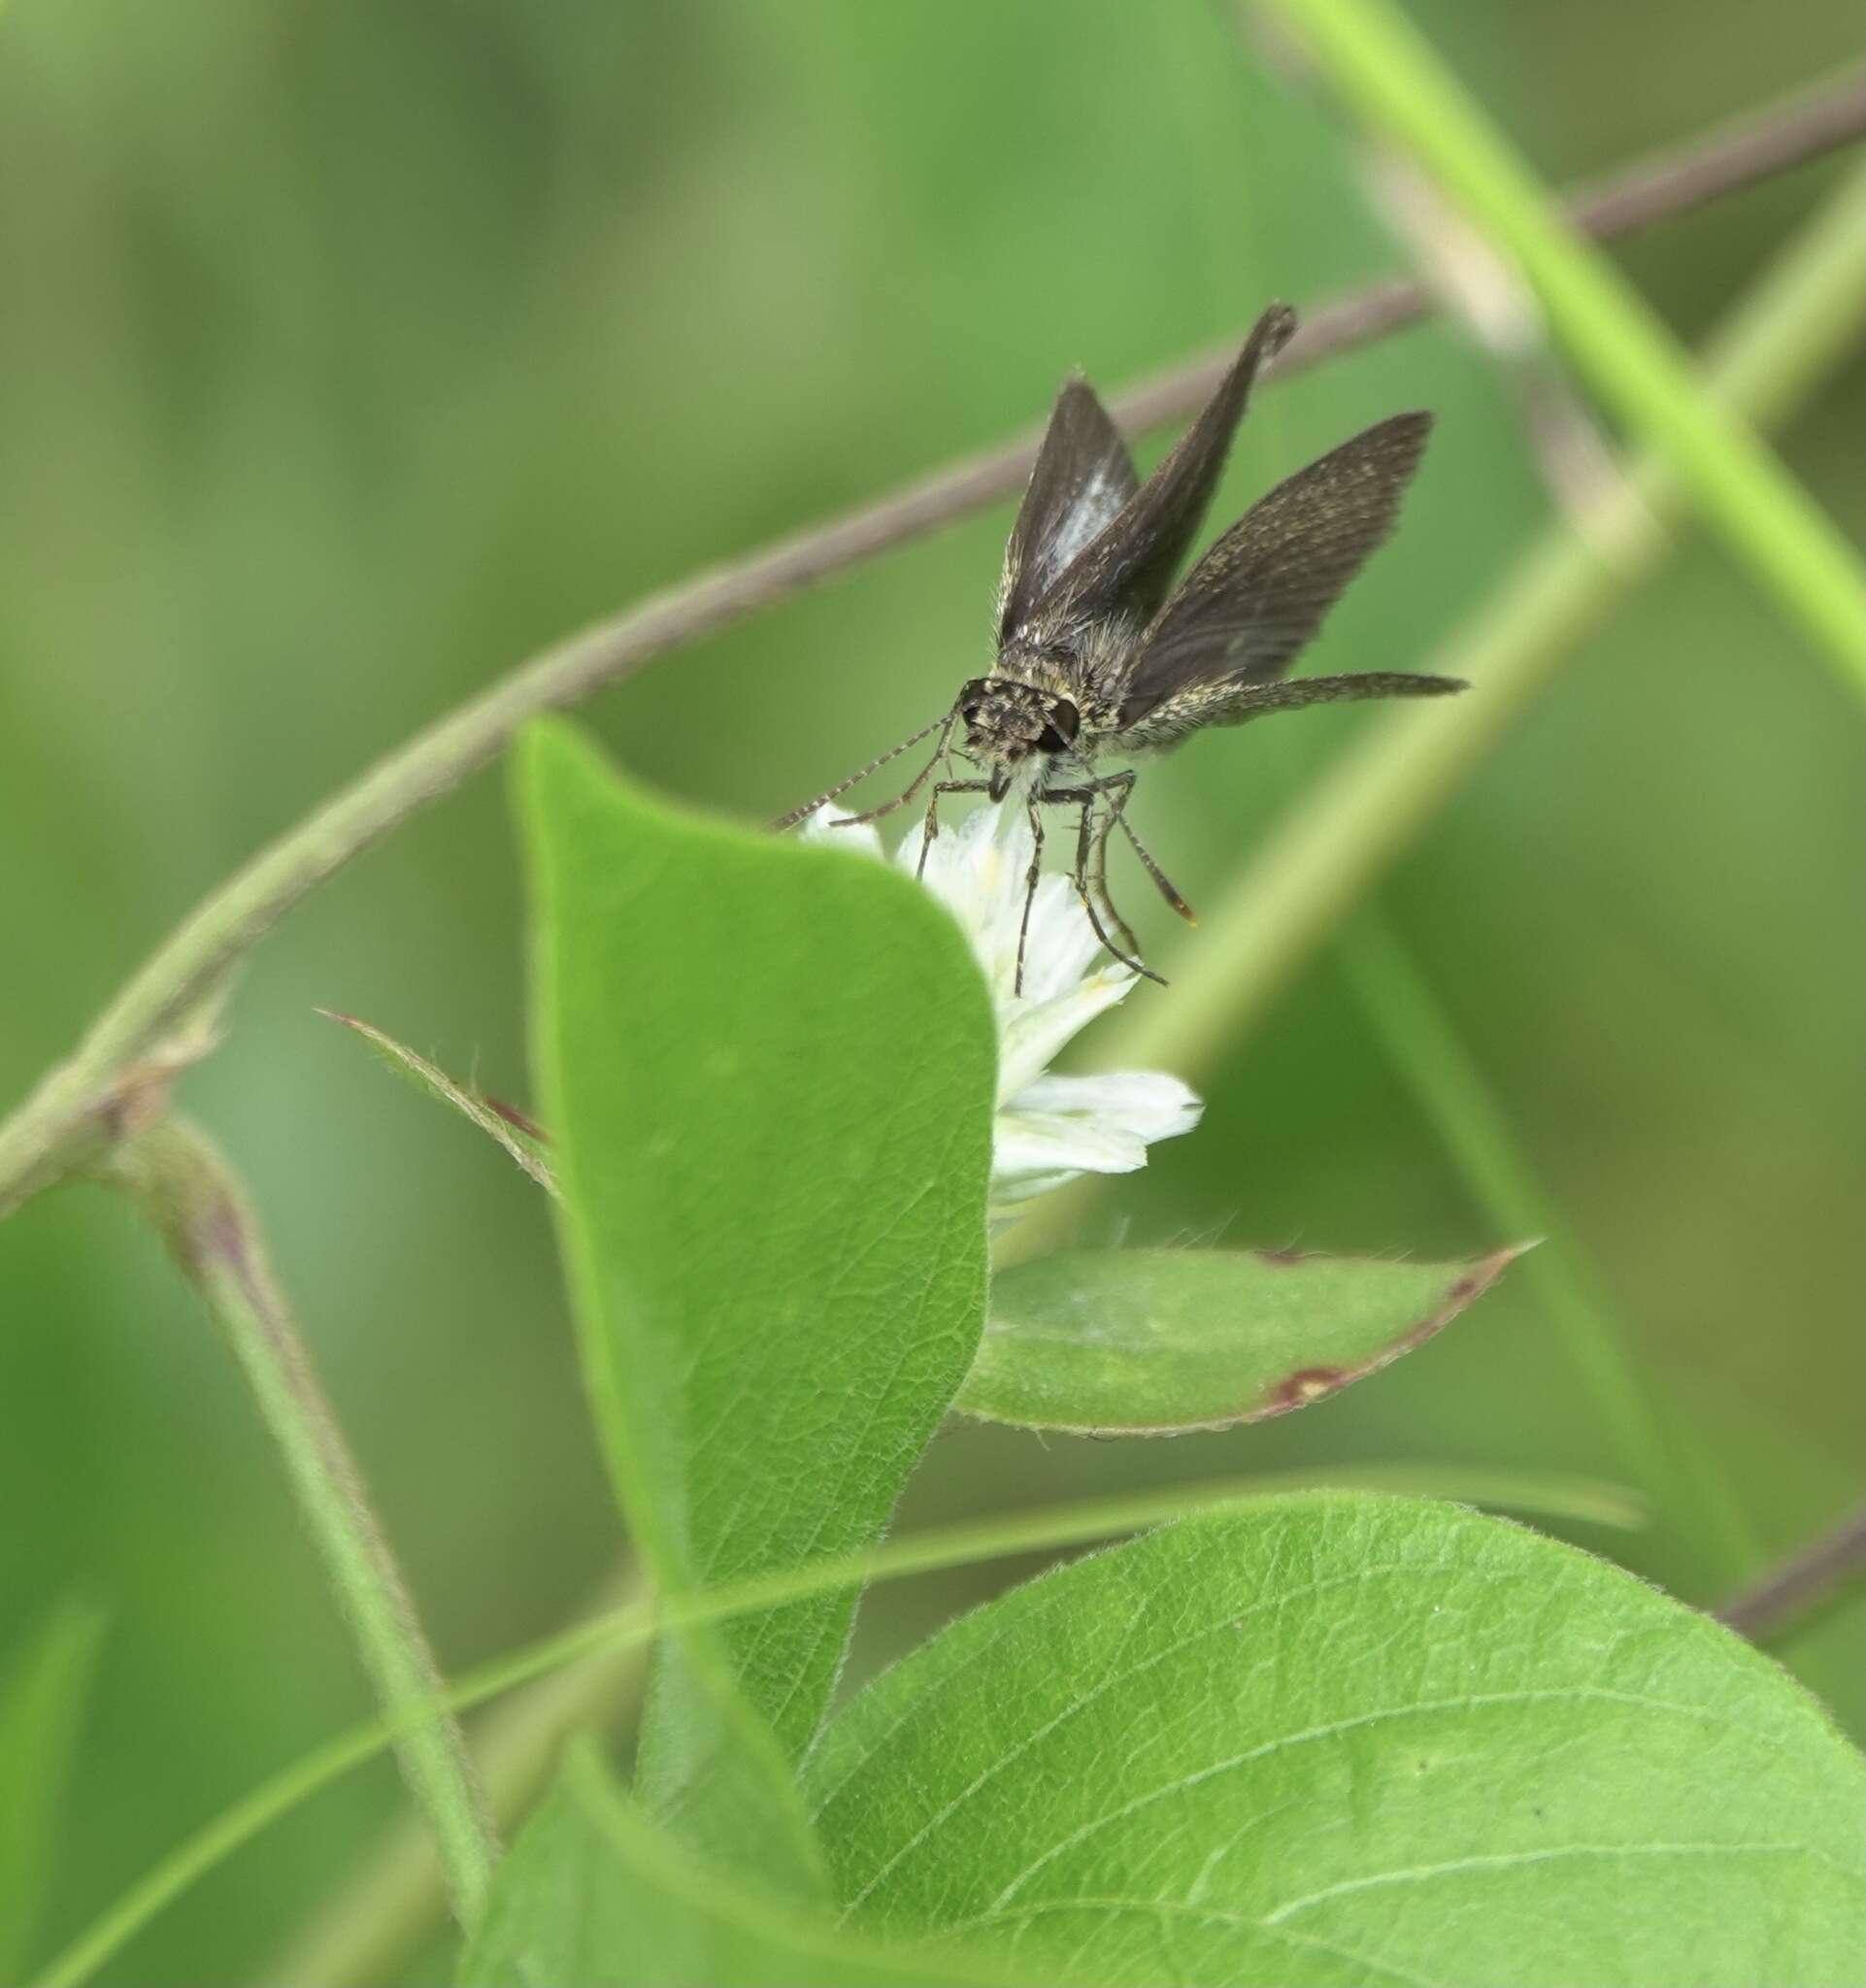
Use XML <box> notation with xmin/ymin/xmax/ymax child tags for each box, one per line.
<box><xmin>0</xmin><ymin>1598</ymin><xmax>107</xmax><ymax>1986</ymax></box>
<box><xmin>1022</xmin><ymin>160</ymin><xmax>1864</xmax><ymax>1192</ymax></box>
<box><xmin>0</xmin><ymin>90</ymin><xmax>1856</xmax><ymax>1222</ymax></box>
<box><xmin>34</xmin><ymin>1461</ymin><xmax>1639</xmax><ymax>1988</ymax></box>
<box><xmin>101</xmin><ymin>1114</ymin><xmax>499</xmax><ymax>1932</ymax></box>
<box><xmin>1335</xmin><ymin>917</ymin><xmax>1757</xmax><ymax>1587</ymax></box>
<box><xmin>262</xmin><ymin>1567</ymin><xmax>646</xmax><ymax>1988</ymax></box>
<box><xmin>1256</xmin><ymin>0</ymin><xmax>1865</xmax><ymax>686</ymax></box>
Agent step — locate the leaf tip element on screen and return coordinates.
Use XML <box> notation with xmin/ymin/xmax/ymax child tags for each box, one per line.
<box><xmin>513</xmin><ymin>714</ymin><xmax>616</xmax><ymax>829</ymax></box>
<box><xmin>1467</xmin><ymin>1238</ymin><xmax>1541</xmax><ymax>1287</ymax></box>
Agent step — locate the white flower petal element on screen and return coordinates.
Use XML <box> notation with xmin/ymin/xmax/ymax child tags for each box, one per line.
<box><xmin>1015</xmin><ymin>873</ymin><xmax>1108</xmax><ymax>1002</ymax></box>
<box><xmin>1010</xmin><ymin>1070</ymin><xmax>1205</xmax><ymax>1150</ymax></box>
<box><xmin>798</xmin><ymin>793</ymin><xmax>1202</xmax><ymax>1214</ymax></box>
<box><xmin>992</xmin><ymin>1108</ymin><xmax>1150</xmax><ymax>1183</ymax></box>
<box><xmin>986</xmin><ymin>1166</ymin><xmax>1093</xmax><ymax>1222</ymax></box>
<box><xmin>939</xmin><ymin>810</ymin><xmax>1033</xmax><ymax>1000</ymax></box>
<box><xmin>995</xmin><ymin>966</ymin><xmax>1133</xmax><ymax>1102</ymax></box>
<box><xmin>896</xmin><ymin>805</ymin><xmax>1117</xmax><ymax>1009</ymax></box>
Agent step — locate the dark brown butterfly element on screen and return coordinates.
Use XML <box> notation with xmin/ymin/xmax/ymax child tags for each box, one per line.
<box><xmin>778</xmin><ymin>303</ymin><xmax>1464</xmax><ymax>989</ymax></box>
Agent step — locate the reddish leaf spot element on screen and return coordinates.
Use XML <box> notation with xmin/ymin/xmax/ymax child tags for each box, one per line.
<box><xmin>1274</xmin><ymin>1365</ymin><xmax>1346</xmax><ymax>1407</ymax></box>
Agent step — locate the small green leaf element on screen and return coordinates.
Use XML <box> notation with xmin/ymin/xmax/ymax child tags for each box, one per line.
<box><xmin>809</xmin><ymin>1493</ymin><xmax>1865</xmax><ymax>1986</ymax></box>
<box><xmin>519</xmin><ymin>724</ymin><xmax>994</xmax><ymax>1861</ymax></box>
<box><xmin>319</xmin><ymin>1010</ymin><xmax>557</xmax><ymax>1196</ymax></box>
<box><xmin>457</xmin><ymin>1742</ymin><xmax>1014</xmax><ymax>1988</ymax></box>
<box><xmin>961</xmin><ymin>1245</ymin><xmax>1520</xmax><ymax>1434</ymax></box>
<box><xmin>0</xmin><ymin>1597</ymin><xmax>105</xmax><ymax>1984</ymax></box>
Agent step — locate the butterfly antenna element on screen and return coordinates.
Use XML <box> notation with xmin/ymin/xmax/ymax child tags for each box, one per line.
<box><xmin>772</xmin><ymin>712</ymin><xmax>951</xmax><ymax>831</ymax></box>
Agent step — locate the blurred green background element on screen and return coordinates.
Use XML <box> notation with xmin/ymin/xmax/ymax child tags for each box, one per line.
<box><xmin>1</xmin><ymin>1</ymin><xmax>1859</xmax><ymax>1981</ymax></box>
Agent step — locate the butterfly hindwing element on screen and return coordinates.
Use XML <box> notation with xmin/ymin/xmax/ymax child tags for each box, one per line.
<box><xmin>1118</xmin><ymin>667</ymin><xmax>1463</xmax><ymax>751</ymax></box>
<box><xmin>998</xmin><ymin>378</ymin><xmax>1139</xmax><ymax>642</ymax></box>
<box><xmin>1116</xmin><ymin>410</ymin><xmax>1433</xmax><ymax>730</ymax></box>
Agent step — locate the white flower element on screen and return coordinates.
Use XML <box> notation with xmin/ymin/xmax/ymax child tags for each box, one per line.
<box><xmin>803</xmin><ymin>801</ymin><xmax>1202</xmax><ymax>1218</ymax></box>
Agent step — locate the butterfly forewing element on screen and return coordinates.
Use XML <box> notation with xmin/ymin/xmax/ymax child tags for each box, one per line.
<box><xmin>998</xmin><ymin>379</ymin><xmax>1139</xmax><ymax>642</ymax></box>
<box><xmin>1039</xmin><ymin>302</ymin><xmax>1297</xmax><ymax>636</ymax></box>
<box><xmin>1116</xmin><ymin>410</ymin><xmax>1433</xmax><ymax>730</ymax></box>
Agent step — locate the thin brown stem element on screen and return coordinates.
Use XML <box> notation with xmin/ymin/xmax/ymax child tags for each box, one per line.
<box><xmin>1562</xmin><ymin>70</ymin><xmax>1866</xmax><ymax>240</ymax></box>
<box><xmin>0</xmin><ymin>72</ymin><xmax>1858</xmax><ymax>1216</ymax></box>
<box><xmin>1717</xmin><ymin>1507</ymin><xmax>1866</xmax><ymax>1642</ymax></box>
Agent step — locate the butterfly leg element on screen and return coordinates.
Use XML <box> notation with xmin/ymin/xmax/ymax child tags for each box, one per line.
<box><xmin>1083</xmin><ymin>797</ymin><xmax>1143</xmax><ymax>962</ymax></box>
<box><xmin>1013</xmin><ymin>793</ymin><xmax>1048</xmax><ymax>997</ymax></box>
<box><xmin>1040</xmin><ymin>785</ymin><xmax>1164</xmax><ymax>985</ymax></box>
<box><xmin>1099</xmin><ymin>771</ymin><xmax>1197</xmax><ymax>924</ymax></box>
<box><xmin>913</xmin><ymin>779</ymin><xmax>993</xmax><ymax>881</ymax></box>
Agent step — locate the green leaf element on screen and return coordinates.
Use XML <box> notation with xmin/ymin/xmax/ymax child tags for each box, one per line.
<box><xmin>808</xmin><ymin>1493</ymin><xmax>1865</xmax><ymax>1987</ymax></box>
<box><xmin>962</xmin><ymin>1245</ymin><xmax>1520</xmax><ymax>1434</ymax></box>
<box><xmin>0</xmin><ymin>1597</ymin><xmax>105</xmax><ymax>1984</ymax></box>
<box><xmin>519</xmin><ymin>723</ymin><xmax>994</xmax><ymax>1859</ymax></box>
<box><xmin>24</xmin><ymin>1475</ymin><xmax>1650</xmax><ymax>1988</ymax></box>
<box><xmin>458</xmin><ymin>1742</ymin><xmax>1013</xmax><ymax>1988</ymax></box>
<box><xmin>320</xmin><ymin>1010</ymin><xmax>557</xmax><ymax>1196</ymax></box>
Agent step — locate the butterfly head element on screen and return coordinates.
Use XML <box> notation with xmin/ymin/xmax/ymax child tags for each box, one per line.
<box><xmin>953</xmin><ymin>677</ymin><xmax>1080</xmax><ymax>800</ymax></box>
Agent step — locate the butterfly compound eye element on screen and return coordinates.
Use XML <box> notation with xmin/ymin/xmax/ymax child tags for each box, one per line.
<box><xmin>1037</xmin><ymin>699</ymin><xmax>1081</xmax><ymax>753</ymax></box>
<box><xmin>957</xmin><ymin>678</ymin><xmax>987</xmax><ymax>723</ymax></box>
